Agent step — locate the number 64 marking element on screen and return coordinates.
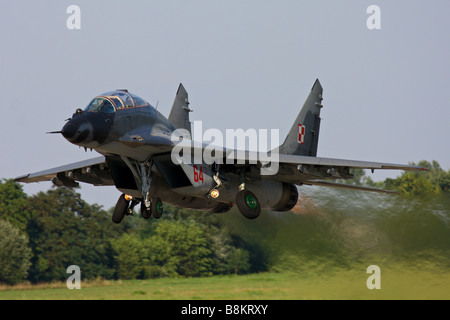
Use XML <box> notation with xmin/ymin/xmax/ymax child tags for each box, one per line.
<box><xmin>193</xmin><ymin>165</ymin><xmax>204</xmax><ymax>183</ymax></box>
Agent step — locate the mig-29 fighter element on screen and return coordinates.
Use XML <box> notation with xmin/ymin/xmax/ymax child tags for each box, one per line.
<box><xmin>15</xmin><ymin>80</ymin><xmax>425</xmax><ymax>223</ymax></box>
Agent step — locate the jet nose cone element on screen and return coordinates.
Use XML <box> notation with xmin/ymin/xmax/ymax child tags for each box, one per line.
<box><xmin>61</xmin><ymin>117</ymin><xmax>93</xmax><ymax>145</ymax></box>
<box><xmin>61</xmin><ymin>122</ymin><xmax>77</xmax><ymax>140</ymax></box>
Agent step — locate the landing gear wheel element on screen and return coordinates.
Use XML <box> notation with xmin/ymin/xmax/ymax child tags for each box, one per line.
<box><xmin>141</xmin><ymin>200</ymin><xmax>152</xmax><ymax>219</ymax></box>
<box><xmin>236</xmin><ymin>190</ymin><xmax>261</xmax><ymax>219</ymax></box>
<box><xmin>112</xmin><ymin>194</ymin><xmax>130</xmax><ymax>224</ymax></box>
<box><xmin>151</xmin><ymin>198</ymin><xmax>164</xmax><ymax>219</ymax></box>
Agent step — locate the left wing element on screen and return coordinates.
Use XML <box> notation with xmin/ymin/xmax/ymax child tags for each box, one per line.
<box><xmin>225</xmin><ymin>150</ymin><xmax>426</xmax><ymax>193</ymax></box>
<box><xmin>271</xmin><ymin>154</ymin><xmax>425</xmax><ymax>193</ymax></box>
<box><xmin>15</xmin><ymin>156</ymin><xmax>114</xmax><ymax>187</ymax></box>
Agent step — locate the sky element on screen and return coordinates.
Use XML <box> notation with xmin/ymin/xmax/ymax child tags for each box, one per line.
<box><xmin>1</xmin><ymin>0</ymin><xmax>449</xmax><ymax>209</ymax></box>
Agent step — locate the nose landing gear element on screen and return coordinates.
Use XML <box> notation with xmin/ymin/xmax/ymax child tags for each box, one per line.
<box><xmin>113</xmin><ymin>157</ymin><xmax>164</xmax><ymax>224</ymax></box>
<box><xmin>112</xmin><ymin>194</ymin><xmax>164</xmax><ymax>224</ymax></box>
<box><xmin>140</xmin><ymin>196</ymin><xmax>164</xmax><ymax>220</ymax></box>
<box><xmin>151</xmin><ymin>197</ymin><xmax>164</xmax><ymax>219</ymax></box>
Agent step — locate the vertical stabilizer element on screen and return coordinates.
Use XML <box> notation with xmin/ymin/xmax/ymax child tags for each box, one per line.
<box><xmin>279</xmin><ymin>79</ymin><xmax>323</xmax><ymax>156</ymax></box>
<box><xmin>168</xmin><ymin>83</ymin><xmax>192</xmax><ymax>134</ymax></box>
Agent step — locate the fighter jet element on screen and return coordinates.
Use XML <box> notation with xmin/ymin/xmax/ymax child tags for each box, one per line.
<box><xmin>15</xmin><ymin>80</ymin><xmax>426</xmax><ymax>223</ymax></box>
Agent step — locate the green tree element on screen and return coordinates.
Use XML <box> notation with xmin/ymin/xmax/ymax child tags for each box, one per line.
<box><xmin>0</xmin><ymin>220</ymin><xmax>32</xmax><ymax>285</ymax></box>
<box><xmin>111</xmin><ymin>234</ymin><xmax>147</xmax><ymax>279</ymax></box>
<box><xmin>383</xmin><ymin>160</ymin><xmax>448</xmax><ymax>196</ymax></box>
<box><xmin>146</xmin><ymin>220</ymin><xmax>214</xmax><ymax>278</ymax></box>
<box><xmin>227</xmin><ymin>248</ymin><xmax>250</xmax><ymax>274</ymax></box>
<box><xmin>26</xmin><ymin>187</ymin><xmax>125</xmax><ymax>282</ymax></box>
<box><xmin>0</xmin><ymin>179</ymin><xmax>29</xmax><ymax>231</ymax></box>
<box><xmin>419</xmin><ymin>160</ymin><xmax>450</xmax><ymax>192</ymax></box>
<box><xmin>385</xmin><ymin>172</ymin><xmax>440</xmax><ymax>196</ymax></box>
<box><xmin>438</xmin><ymin>172</ymin><xmax>450</xmax><ymax>192</ymax></box>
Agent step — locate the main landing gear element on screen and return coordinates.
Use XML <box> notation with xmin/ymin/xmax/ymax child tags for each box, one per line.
<box><xmin>235</xmin><ymin>169</ymin><xmax>261</xmax><ymax>220</ymax></box>
<box><xmin>209</xmin><ymin>166</ymin><xmax>261</xmax><ymax>220</ymax></box>
<box><xmin>235</xmin><ymin>189</ymin><xmax>261</xmax><ymax>219</ymax></box>
<box><xmin>112</xmin><ymin>194</ymin><xmax>164</xmax><ymax>224</ymax></box>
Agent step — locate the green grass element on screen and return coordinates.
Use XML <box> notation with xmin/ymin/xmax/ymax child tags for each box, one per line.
<box><xmin>1</xmin><ymin>269</ymin><xmax>449</xmax><ymax>300</ymax></box>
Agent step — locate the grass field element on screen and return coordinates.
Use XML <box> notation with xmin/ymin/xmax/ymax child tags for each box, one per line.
<box><xmin>1</xmin><ymin>269</ymin><xmax>448</xmax><ymax>300</ymax></box>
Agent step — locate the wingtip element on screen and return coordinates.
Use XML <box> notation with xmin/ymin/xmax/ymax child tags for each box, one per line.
<box><xmin>14</xmin><ymin>174</ymin><xmax>30</xmax><ymax>183</ymax></box>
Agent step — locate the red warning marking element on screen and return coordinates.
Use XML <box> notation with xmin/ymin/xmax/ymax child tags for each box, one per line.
<box><xmin>298</xmin><ymin>124</ymin><xmax>305</xmax><ymax>144</ymax></box>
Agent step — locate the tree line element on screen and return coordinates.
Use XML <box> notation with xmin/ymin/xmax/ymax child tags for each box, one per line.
<box><xmin>0</xmin><ymin>181</ymin><xmax>259</xmax><ymax>285</ymax></box>
<box><xmin>1</xmin><ymin>159</ymin><xmax>449</xmax><ymax>285</ymax></box>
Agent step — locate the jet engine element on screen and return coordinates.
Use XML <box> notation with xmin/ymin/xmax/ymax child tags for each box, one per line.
<box><xmin>243</xmin><ymin>181</ymin><xmax>298</xmax><ymax>212</ymax></box>
<box><xmin>230</xmin><ymin>180</ymin><xmax>299</xmax><ymax>219</ymax></box>
<box><xmin>268</xmin><ymin>182</ymin><xmax>299</xmax><ymax>212</ymax></box>
<box><xmin>212</xmin><ymin>176</ymin><xmax>299</xmax><ymax>217</ymax></box>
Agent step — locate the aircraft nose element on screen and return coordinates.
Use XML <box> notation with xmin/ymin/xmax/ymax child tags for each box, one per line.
<box><xmin>61</xmin><ymin>117</ymin><xmax>93</xmax><ymax>144</ymax></box>
<box><xmin>61</xmin><ymin>122</ymin><xmax>77</xmax><ymax>140</ymax></box>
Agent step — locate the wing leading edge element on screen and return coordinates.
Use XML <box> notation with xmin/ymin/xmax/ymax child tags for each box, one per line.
<box><xmin>276</xmin><ymin>154</ymin><xmax>426</xmax><ymax>172</ymax></box>
<box><xmin>14</xmin><ymin>156</ymin><xmax>113</xmax><ymax>187</ymax></box>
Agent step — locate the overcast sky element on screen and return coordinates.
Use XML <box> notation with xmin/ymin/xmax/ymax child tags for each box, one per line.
<box><xmin>1</xmin><ymin>1</ymin><xmax>449</xmax><ymax>209</ymax></box>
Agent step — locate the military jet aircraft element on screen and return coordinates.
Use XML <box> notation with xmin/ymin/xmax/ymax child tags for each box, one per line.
<box><xmin>15</xmin><ymin>80</ymin><xmax>426</xmax><ymax>223</ymax></box>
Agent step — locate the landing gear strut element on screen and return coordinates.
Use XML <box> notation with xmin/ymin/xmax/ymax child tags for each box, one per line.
<box><xmin>141</xmin><ymin>201</ymin><xmax>152</xmax><ymax>219</ymax></box>
<box><xmin>139</xmin><ymin>161</ymin><xmax>152</xmax><ymax>212</ymax></box>
<box><xmin>136</xmin><ymin>160</ymin><xmax>164</xmax><ymax>219</ymax></box>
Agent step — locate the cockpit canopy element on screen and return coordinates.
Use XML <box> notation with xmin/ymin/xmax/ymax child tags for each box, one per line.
<box><xmin>84</xmin><ymin>89</ymin><xmax>150</xmax><ymax>113</ymax></box>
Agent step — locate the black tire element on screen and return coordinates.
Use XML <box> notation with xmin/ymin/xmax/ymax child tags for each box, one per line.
<box><xmin>236</xmin><ymin>190</ymin><xmax>261</xmax><ymax>219</ymax></box>
<box><xmin>112</xmin><ymin>194</ymin><xmax>130</xmax><ymax>224</ymax></box>
<box><xmin>151</xmin><ymin>197</ymin><xmax>163</xmax><ymax>219</ymax></box>
<box><xmin>141</xmin><ymin>200</ymin><xmax>152</xmax><ymax>219</ymax></box>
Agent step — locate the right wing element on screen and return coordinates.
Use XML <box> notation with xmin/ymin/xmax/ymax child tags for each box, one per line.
<box><xmin>14</xmin><ymin>156</ymin><xmax>114</xmax><ymax>187</ymax></box>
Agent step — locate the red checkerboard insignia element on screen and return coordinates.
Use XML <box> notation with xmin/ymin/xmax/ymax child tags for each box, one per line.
<box><xmin>298</xmin><ymin>124</ymin><xmax>305</xmax><ymax>144</ymax></box>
